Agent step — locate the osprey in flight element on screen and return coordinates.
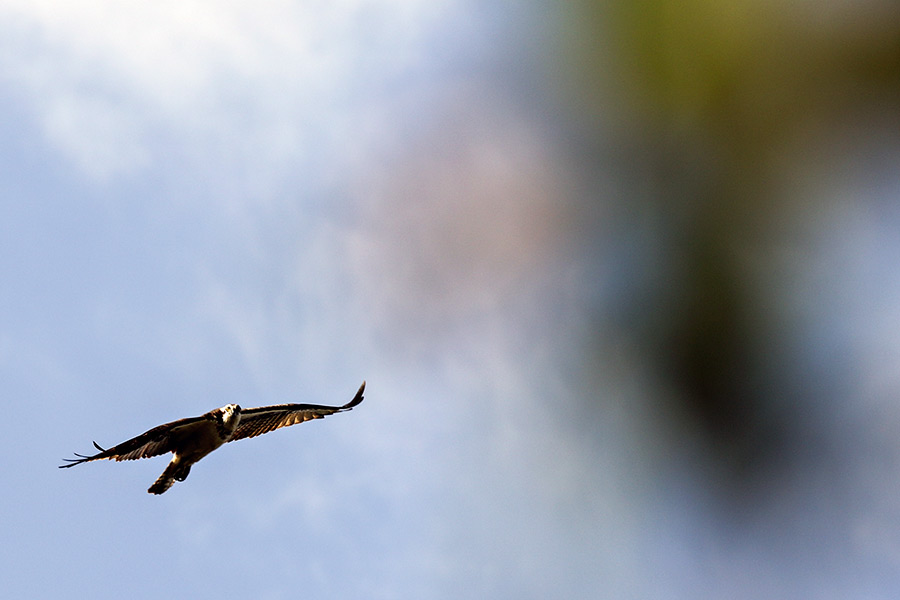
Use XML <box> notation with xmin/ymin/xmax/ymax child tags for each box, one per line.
<box><xmin>60</xmin><ymin>381</ymin><xmax>365</xmax><ymax>494</ymax></box>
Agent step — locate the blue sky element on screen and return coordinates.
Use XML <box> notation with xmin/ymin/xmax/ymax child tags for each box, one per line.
<box><xmin>4</xmin><ymin>2</ymin><xmax>900</xmax><ymax>599</ymax></box>
<box><xmin>0</xmin><ymin>3</ymin><xmax>623</xmax><ymax>599</ymax></box>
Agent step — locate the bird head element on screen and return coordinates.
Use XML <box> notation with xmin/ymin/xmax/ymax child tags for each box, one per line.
<box><xmin>216</xmin><ymin>403</ymin><xmax>242</xmax><ymax>431</ymax></box>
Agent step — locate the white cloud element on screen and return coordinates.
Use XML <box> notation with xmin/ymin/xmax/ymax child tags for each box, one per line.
<box><xmin>0</xmin><ymin>0</ymin><xmax>452</xmax><ymax>182</ymax></box>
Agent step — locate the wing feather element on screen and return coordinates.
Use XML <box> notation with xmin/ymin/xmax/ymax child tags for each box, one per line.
<box><xmin>230</xmin><ymin>381</ymin><xmax>365</xmax><ymax>442</ymax></box>
<box><xmin>59</xmin><ymin>416</ymin><xmax>208</xmax><ymax>468</ymax></box>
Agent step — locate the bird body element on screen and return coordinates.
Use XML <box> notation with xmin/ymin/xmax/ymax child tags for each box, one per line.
<box><xmin>60</xmin><ymin>382</ymin><xmax>365</xmax><ymax>494</ymax></box>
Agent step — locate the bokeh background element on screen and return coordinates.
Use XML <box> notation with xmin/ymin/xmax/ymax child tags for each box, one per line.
<box><xmin>2</xmin><ymin>1</ymin><xmax>900</xmax><ymax>598</ymax></box>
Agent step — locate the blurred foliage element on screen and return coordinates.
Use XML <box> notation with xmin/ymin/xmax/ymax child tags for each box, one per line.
<box><xmin>565</xmin><ymin>0</ymin><xmax>900</xmax><ymax>148</ymax></box>
<box><xmin>558</xmin><ymin>0</ymin><xmax>900</xmax><ymax>496</ymax></box>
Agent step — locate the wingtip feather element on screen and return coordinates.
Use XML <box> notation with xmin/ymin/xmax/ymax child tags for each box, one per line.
<box><xmin>344</xmin><ymin>381</ymin><xmax>366</xmax><ymax>409</ymax></box>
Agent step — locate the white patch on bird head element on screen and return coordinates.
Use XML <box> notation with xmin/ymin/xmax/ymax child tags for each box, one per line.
<box><xmin>217</xmin><ymin>403</ymin><xmax>242</xmax><ymax>429</ymax></box>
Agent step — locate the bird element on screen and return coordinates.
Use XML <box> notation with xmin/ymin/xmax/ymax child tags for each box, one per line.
<box><xmin>60</xmin><ymin>381</ymin><xmax>365</xmax><ymax>494</ymax></box>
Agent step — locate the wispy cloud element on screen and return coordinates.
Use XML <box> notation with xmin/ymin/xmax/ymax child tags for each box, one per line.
<box><xmin>0</xmin><ymin>0</ymin><xmax>452</xmax><ymax>184</ymax></box>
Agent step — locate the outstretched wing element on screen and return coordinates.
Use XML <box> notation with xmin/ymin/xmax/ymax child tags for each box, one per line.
<box><xmin>59</xmin><ymin>415</ymin><xmax>208</xmax><ymax>468</ymax></box>
<box><xmin>230</xmin><ymin>381</ymin><xmax>365</xmax><ymax>442</ymax></box>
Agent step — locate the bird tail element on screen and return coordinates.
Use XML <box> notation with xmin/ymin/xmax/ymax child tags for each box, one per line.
<box><xmin>148</xmin><ymin>459</ymin><xmax>192</xmax><ymax>495</ymax></box>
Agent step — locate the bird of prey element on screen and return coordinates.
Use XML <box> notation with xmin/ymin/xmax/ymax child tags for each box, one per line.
<box><xmin>60</xmin><ymin>382</ymin><xmax>365</xmax><ymax>494</ymax></box>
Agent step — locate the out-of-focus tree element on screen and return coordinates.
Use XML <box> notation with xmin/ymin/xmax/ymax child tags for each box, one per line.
<box><xmin>557</xmin><ymin>0</ymin><xmax>900</xmax><ymax>501</ymax></box>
